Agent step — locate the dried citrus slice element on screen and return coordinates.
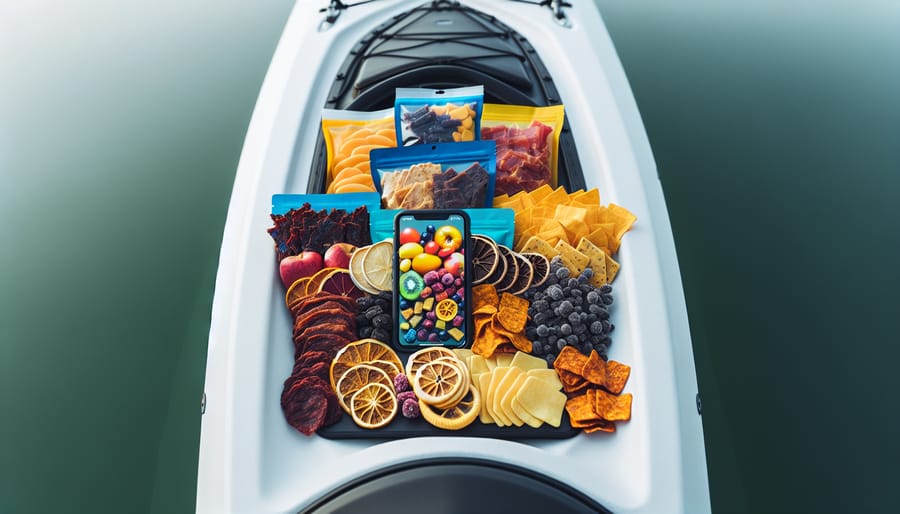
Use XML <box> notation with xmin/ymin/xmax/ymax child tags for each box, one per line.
<box><xmin>471</xmin><ymin>235</ymin><xmax>499</xmax><ymax>285</ymax></box>
<box><xmin>330</xmin><ymin>339</ymin><xmax>405</xmax><ymax>389</ymax></box>
<box><xmin>493</xmin><ymin>245</ymin><xmax>519</xmax><ymax>292</ymax></box>
<box><xmin>483</xmin><ymin>242</ymin><xmax>508</xmax><ymax>286</ymax></box>
<box><xmin>317</xmin><ymin>269</ymin><xmax>364</xmax><ymax>300</ymax></box>
<box><xmin>335</xmin><ymin>363</ymin><xmax>393</xmax><ymax>413</ymax></box>
<box><xmin>435</xmin><ymin>299</ymin><xmax>459</xmax><ymax>321</ymax></box>
<box><xmin>508</xmin><ymin>254</ymin><xmax>534</xmax><ymax>296</ymax></box>
<box><xmin>285</xmin><ymin>277</ymin><xmax>312</xmax><ymax>307</ymax></box>
<box><xmin>431</xmin><ymin>357</ymin><xmax>471</xmax><ymax>409</ymax></box>
<box><xmin>306</xmin><ymin>267</ymin><xmax>342</xmax><ymax>295</ymax></box>
<box><xmin>361</xmin><ymin>240</ymin><xmax>393</xmax><ymax>292</ymax></box>
<box><xmin>419</xmin><ymin>384</ymin><xmax>481</xmax><ymax>430</ymax></box>
<box><xmin>349</xmin><ymin>382</ymin><xmax>398</xmax><ymax>429</ymax></box>
<box><xmin>367</xmin><ymin>359</ymin><xmax>402</xmax><ymax>380</ymax></box>
<box><xmin>413</xmin><ymin>358</ymin><xmax>466</xmax><ymax>407</ymax></box>
<box><xmin>521</xmin><ymin>252</ymin><xmax>550</xmax><ymax>289</ymax></box>
<box><xmin>405</xmin><ymin>347</ymin><xmax>458</xmax><ymax>380</ymax></box>
<box><xmin>348</xmin><ymin>245</ymin><xmax>380</xmax><ymax>295</ymax></box>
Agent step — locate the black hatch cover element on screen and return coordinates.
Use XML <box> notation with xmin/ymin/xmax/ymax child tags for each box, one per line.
<box><xmin>301</xmin><ymin>459</ymin><xmax>611</xmax><ymax>514</ymax></box>
<box><xmin>302</xmin><ymin>0</ymin><xmax>585</xmax><ymax>194</ymax></box>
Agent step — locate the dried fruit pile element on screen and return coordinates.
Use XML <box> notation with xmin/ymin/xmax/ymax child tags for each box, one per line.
<box><xmin>524</xmin><ymin>258</ymin><xmax>615</xmax><ymax>365</ymax></box>
<box><xmin>330</xmin><ymin>340</ymin><xmax>405</xmax><ymax>429</ymax></box>
<box><xmin>407</xmin><ymin>348</ymin><xmax>480</xmax><ymax>430</ymax></box>
<box><xmin>470</xmin><ymin>235</ymin><xmax>549</xmax><ymax>295</ymax></box>
<box><xmin>355</xmin><ymin>292</ymin><xmax>393</xmax><ymax>344</ymax></box>
<box><xmin>396</xmin><ymin>225</ymin><xmax>466</xmax><ymax>345</ymax></box>
<box><xmin>380</xmin><ymin>162</ymin><xmax>489</xmax><ymax>210</ymax></box>
<box><xmin>268</xmin><ymin>204</ymin><xmax>371</xmax><ymax>260</ymax></box>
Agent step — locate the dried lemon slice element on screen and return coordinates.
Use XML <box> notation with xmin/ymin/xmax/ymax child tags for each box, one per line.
<box><xmin>285</xmin><ymin>277</ymin><xmax>312</xmax><ymax>307</ymax></box>
<box><xmin>348</xmin><ymin>245</ymin><xmax>380</xmax><ymax>295</ymax></box>
<box><xmin>349</xmin><ymin>382</ymin><xmax>398</xmax><ymax>429</ymax></box>
<box><xmin>431</xmin><ymin>357</ymin><xmax>471</xmax><ymax>409</ymax></box>
<box><xmin>405</xmin><ymin>347</ymin><xmax>458</xmax><ymax>381</ymax></box>
<box><xmin>331</xmin><ymin>339</ymin><xmax>405</xmax><ymax>389</ymax></box>
<box><xmin>335</xmin><ymin>364</ymin><xmax>393</xmax><ymax>413</ymax></box>
<box><xmin>419</xmin><ymin>384</ymin><xmax>481</xmax><ymax>430</ymax></box>
<box><xmin>412</xmin><ymin>358</ymin><xmax>466</xmax><ymax>407</ymax></box>
<box><xmin>361</xmin><ymin>240</ymin><xmax>393</xmax><ymax>292</ymax></box>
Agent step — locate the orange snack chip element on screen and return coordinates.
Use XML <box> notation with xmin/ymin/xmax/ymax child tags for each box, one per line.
<box><xmin>593</xmin><ymin>389</ymin><xmax>633</xmax><ymax>422</ymax></box>
<box><xmin>470</xmin><ymin>284</ymin><xmax>531</xmax><ymax>359</ymax></box>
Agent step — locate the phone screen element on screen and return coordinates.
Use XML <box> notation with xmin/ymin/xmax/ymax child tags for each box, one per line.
<box><xmin>394</xmin><ymin>211</ymin><xmax>470</xmax><ymax>348</ymax></box>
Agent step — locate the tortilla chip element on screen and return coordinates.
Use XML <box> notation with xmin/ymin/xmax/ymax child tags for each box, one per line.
<box><xmin>554</xmin><ymin>240</ymin><xmax>590</xmax><ymax>276</ymax></box>
<box><xmin>472</xmin><ymin>284</ymin><xmax>500</xmax><ymax>311</ymax></box>
<box><xmin>593</xmin><ymin>390</ymin><xmax>633</xmax><ymax>422</ymax></box>
<box><xmin>553</xmin><ymin>346</ymin><xmax>589</xmax><ymax>375</ymax></box>
<box><xmin>603</xmin><ymin>359</ymin><xmax>631</xmax><ymax>394</ymax></box>
<box><xmin>582</xmin><ymin>419</ymin><xmax>617</xmax><ymax>433</ymax></box>
<box><xmin>580</xmin><ymin>350</ymin><xmax>608</xmax><ymax>387</ymax></box>
<box><xmin>497</xmin><ymin>293</ymin><xmax>529</xmax><ymax>332</ymax></box>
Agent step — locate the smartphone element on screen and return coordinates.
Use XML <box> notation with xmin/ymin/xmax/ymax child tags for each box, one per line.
<box><xmin>393</xmin><ymin>210</ymin><xmax>471</xmax><ymax>349</ymax></box>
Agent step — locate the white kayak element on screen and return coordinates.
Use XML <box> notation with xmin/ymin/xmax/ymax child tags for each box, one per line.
<box><xmin>196</xmin><ymin>1</ymin><xmax>710</xmax><ymax>512</ymax></box>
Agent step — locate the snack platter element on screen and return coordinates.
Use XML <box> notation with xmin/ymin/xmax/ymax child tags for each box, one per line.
<box><xmin>196</xmin><ymin>1</ymin><xmax>710</xmax><ymax>513</ymax></box>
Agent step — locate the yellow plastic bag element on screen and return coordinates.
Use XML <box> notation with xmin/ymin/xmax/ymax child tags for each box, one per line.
<box><xmin>321</xmin><ymin>108</ymin><xmax>396</xmax><ymax>194</ymax></box>
<box><xmin>480</xmin><ymin>104</ymin><xmax>565</xmax><ymax>194</ymax></box>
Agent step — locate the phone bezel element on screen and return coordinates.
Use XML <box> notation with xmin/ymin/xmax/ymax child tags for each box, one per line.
<box><xmin>392</xmin><ymin>209</ymin><xmax>473</xmax><ymax>350</ymax></box>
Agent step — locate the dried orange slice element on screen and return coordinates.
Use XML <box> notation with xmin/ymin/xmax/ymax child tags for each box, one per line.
<box><xmin>331</xmin><ymin>339</ymin><xmax>405</xmax><ymax>389</ymax></box>
<box><xmin>493</xmin><ymin>245</ymin><xmax>519</xmax><ymax>292</ymax></box>
<box><xmin>405</xmin><ymin>347</ymin><xmax>458</xmax><ymax>381</ymax></box>
<box><xmin>367</xmin><ymin>359</ymin><xmax>402</xmax><ymax>380</ymax></box>
<box><xmin>483</xmin><ymin>242</ymin><xmax>508</xmax><ymax>286</ymax></box>
<box><xmin>508</xmin><ymin>254</ymin><xmax>534</xmax><ymax>296</ymax></box>
<box><xmin>435</xmin><ymin>299</ymin><xmax>459</xmax><ymax>321</ymax></box>
<box><xmin>471</xmin><ymin>235</ymin><xmax>500</xmax><ymax>285</ymax></box>
<box><xmin>521</xmin><ymin>252</ymin><xmax>550</xmax><ymax>289</ymax></box>
<box><xmin>348</xmin><ymin>245</ymin><xmax>380</xmax><ymax>295</ymax></box>
<box><xmin>412</xmin><ymin>358</ymin><xmax>467</xmax><ymax>408</ymax></box>
<box><xmin>317</xmin><ymin>269</ymin><xmax>364</xmax><ymax>300</ymax></box>
<box><xmin>335</xmin><ymin>364</ymin><xmax>393</xmax><ymax>413</ymax></box>
<box><xmin>361</xmin><ymin>240</ymin><xmax>393</xmax><ymax>292</ymax></box>
<box><xmin>349</xmin><ymin>382</ymin><xmax>398</xmax><ymax>429</ymax></box>
<box><xmin>285</xmin><ymin>277</ymin><xmax>312</xmax><ymax>307</ymax></box>
<box><xmin>419</xmin><ymin>384</ymin><xmax>481</xmax><ymax>430</ymax></box>
<box><xmin>306</xmin><ymin>267</ymin><xmax>342</xmax><ymax>295</ymax></box>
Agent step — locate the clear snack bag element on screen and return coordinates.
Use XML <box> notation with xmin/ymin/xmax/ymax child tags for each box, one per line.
<box><xmin>394</xmin><ymin>86</ymin><xmax>484</xmax><ymax>146</ymax></box>
<box><xmin>321</xmin><ymin>108</ymin><xmax>396</xmax><ymax>193</ymax></box>
<box><xmin>480</xmin><ymin>103</ymin><xmax>565</xmax><ymax>194</ymax></box>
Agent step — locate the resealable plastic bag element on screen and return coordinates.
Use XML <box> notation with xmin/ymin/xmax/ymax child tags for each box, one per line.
<box><xmin>321</xmin><ymin>108</ymin><xmax>396</xmax><ymax>193</ymax></box>
<box><xmin>480</xmin><ymin>103</ymin><xmax>565</xmax><ymax>194</ymax></box>
<box><xmin>370</xmin><ymin>140</ymin><xmax>496</xmax><ymax>210</ymax></box>
<box><xmin>394</xmin><ymin>86</ymin><xmax>484</xmax><ymax>146</ymax></box>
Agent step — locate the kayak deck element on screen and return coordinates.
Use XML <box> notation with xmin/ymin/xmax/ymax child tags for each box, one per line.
<box><xmin>196</xmin><ymin>1</ymin><xmax>710</xmax><ymax>512</ymax></box>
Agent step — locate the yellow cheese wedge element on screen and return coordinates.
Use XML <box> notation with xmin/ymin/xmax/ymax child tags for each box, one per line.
<box><xmin>486</xmin><ymin>368</ymin><xmax>511</xmax><ymax>426</ymax></box>
<box><xmin>526</xmin><ymin>369</ymin><xmax>563</xmax><ymax>391</ymax></box>
<box><xmin>477</xmin><ymin>373</ymin><xmax>495</xmax><ymax>425</ymax></box>
<box><xmin>510</xmin><ymin>351</ymin><xmax>548</xmax><ymax>372</ymax></box>
<box><xmin>493</xmin><ymin>367</ymin><xmax>523</xmax><ymax>427</ymax></box>
<box><xmin>500</xmin><ymin>373</ymin><xmax>527</xmax><ymax>427</ymax></box>
<box><xmin>512</xmin><ymin>397</ymin><xmax>543</xmax><ymax>428</ymax></box>
<box><xmin>516</xmin><ymin>376</ymin><xmax>567</xmax><ymax>428</ymax></box>
<box><xmin>495</xmin><ymin>353</ymin><xmax>514</xmax><ymax>368</ymax></box>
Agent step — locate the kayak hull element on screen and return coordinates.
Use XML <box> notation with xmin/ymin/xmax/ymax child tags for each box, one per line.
<box><xmin>196</xmin><ymin>1</ymin><xmax>710</xmax><ymax>512</ymax></box>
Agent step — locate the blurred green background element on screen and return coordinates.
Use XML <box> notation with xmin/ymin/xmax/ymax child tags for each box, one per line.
<box><xmin>1</xmin><ymin>0</ymin><xmax>898</xmax><ymax>512</ymax></box>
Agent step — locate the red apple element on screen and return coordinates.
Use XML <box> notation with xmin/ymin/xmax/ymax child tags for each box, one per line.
<box><xmin>324</xmin><ymin>243</ymin><xmax>354</xmax><ymax>270</ymax></box>
<box><xmin>279</xmin><ymin>251</ymin><xmax>323</xmax><ymax>288</ymax></box>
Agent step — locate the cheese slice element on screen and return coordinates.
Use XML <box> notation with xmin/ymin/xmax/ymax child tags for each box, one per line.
<box><xmin>510</xmin><ymin>351</ymin><xmax>548</xmax><ymax>372</ymax></box>
<box><xmin>512</xmin><ymin>397</ymin><xmax>543</xmax><ymax>428</ymax></box>
<box><xmin>527</xmin><ymin>369</ymin><xmax>563</xmax><ymax>391</ymax></box>
<box><xmin>516</xmin><ymin>376</ymin><xmax>568</xmax><ymax>428</ymax></box>
<box><xmin>499</xmin><ymin>372</ymin><xmax>527</xmax><ymax>427</ymax></box>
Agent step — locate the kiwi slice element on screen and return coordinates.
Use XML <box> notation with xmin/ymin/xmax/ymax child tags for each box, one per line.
<box><xmin>399</xmin><ymin>271</ymin><xmax>425</xmax><ymax>301</ymax></box>
<box><xmin>508</xmin><ymin>254</ymin><xmax>534</xmax><ymax>296</ymax></box>
<box><xmin>520</xmin><ymin>252</ymin><xmax>550</xmax><ymax>288</ymax></box>
<box><xmin>471</xmin><ymin>235</ymin><xmax>500</xmax><ymax>285</ymax></box>
<box><xmin>493</xmin><ymin>245</ymin><xmax>519</xmax><ymax>292</ymax></box>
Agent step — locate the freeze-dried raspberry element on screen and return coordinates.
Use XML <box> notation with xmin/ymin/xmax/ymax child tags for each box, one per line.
<box><xmin>401</xmin><ymin>398</ymin><xmax>421</xmax><ymax>419</ymax></box>
<box><xmin>393</xmin><ymin>373</ymin><xmax>411</xmax><ymax>393</ymax></box>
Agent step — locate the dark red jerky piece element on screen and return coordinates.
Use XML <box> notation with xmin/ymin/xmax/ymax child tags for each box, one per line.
<box><xmin>291</xmin><ymin>292</ymin><xmax>359</xmax><ymax>313</ymax></box>
<box><xmin>281</xmin><ymin>376</ymin><xmax>330</xmax><ymax>436</ymax></box>
<box><xmin>300</xmin><ymin>335</ymin><xmax>351</xmax><ymax>358</ymax></box>
<box><xmin>289</xmin><ymin>361</ymin><xmax>330</xmax><ymax>384</ymax></box>
<box><xmin>294</xmin><ymin>350</ymin><xmax>331</xmax><ymax>371</ymax></box>
<box><xmin>323</xmin><ymin>388</ymin><xmax>343</xmax><ymax>426</ymax></box>
<box><xmin>293</xmin><ymin>304</ymin><xmax>357</xmax><ymax>328</ymax></box>
<box><xmin>294</xmin><ymin>320</ymin><xmax>357</xmax><ymax>340</ymax></box>
<box><xmin>268</xmin><ymin>204</ymin><xmax>373</xmax><ymax>258</ymax></box>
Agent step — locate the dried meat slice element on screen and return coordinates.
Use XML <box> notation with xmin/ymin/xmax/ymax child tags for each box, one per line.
<box><xmin>281</xmin><ymin>376</ymin><xmax>330</xmax><ymax>435</ymax></box>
